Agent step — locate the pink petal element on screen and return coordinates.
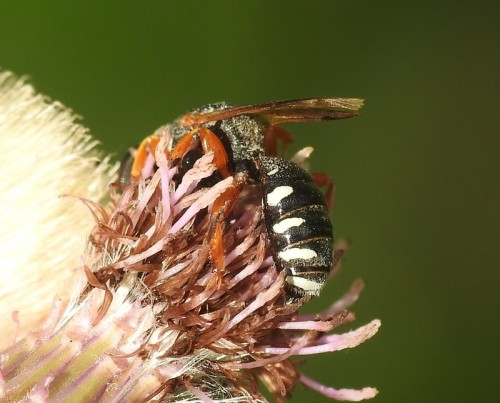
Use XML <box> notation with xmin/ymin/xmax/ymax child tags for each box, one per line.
<box><xmin>264</xmin><ymin>319</ymin><xmax>380</xmax><ymax>355</ymax></box>
<box><xmin>169</xmin><ymin>176</ymin><xmax>233</xmax><ymax>234</ymax></box>
<box><xmin>300</xmin><ymin>374</ymin><xmax>378</xmax><ymax>401</ymax></box>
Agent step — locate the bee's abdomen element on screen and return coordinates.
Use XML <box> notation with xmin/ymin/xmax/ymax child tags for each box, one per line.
<box><xmin>258</xmin><ymin>156</ymin><xmax>334</xmax><ymax>300</ymax></box>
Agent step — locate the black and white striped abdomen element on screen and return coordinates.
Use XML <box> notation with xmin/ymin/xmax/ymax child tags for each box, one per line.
<box><xmin>257</xmin><ymin>155</ymin><xmax>333</xmax><ymax>300</ymax></box>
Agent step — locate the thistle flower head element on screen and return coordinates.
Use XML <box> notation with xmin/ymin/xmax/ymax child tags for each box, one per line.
<box><xmin>0</xmin><ymin>79</ymin><xmax>380</xmax><ymax>402</ymax></box>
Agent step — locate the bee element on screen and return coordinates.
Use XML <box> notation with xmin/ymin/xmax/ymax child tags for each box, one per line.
<box><xmin>127</xmin><ymin>98</ymin><xmax>363</xmax><ymax>300</ymax></box>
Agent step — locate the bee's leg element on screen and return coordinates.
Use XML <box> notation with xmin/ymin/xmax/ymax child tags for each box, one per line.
<box><xmin>170</xmin><ymin>127</ymin><xmax>231</xmax><ymax>178</ymax></box>
<box><xmin>264</xmin><ymin>125</ymin><xmax>294</xmax><ymax>157</ymax></box>
<box><xmin>131</xmin><ymin>135</ymin><xmax>160</xmax><ymax>179</ymax></box>
<box><xmin>208</xmin><ymin>173</ymin><xmax>248</xmax><ymax>288</ymax></box>
<box><xmin>168</xmin><ymin>130</ymin><xmax>199</xmax><ymax>161</ymax></box>
<box><xmin>197</xmin><ymin>127</ymin><xmax>231</xmax><ymax>178</ymax></box>
<box><xmin>131</xmin><ymin>128</ymin><xmax>231</xmax><ymax>180</ymax></box>
<box><xmin>311</xmin><ymin>172</ymin><xmax>335</xmax><ymax>214</ymax></box>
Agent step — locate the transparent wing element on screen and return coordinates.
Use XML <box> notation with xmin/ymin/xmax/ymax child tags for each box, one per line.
<box><xmin>180</xmin><ymin>97</ymin><xmax>364</xmax><ymax>126</ymax></box>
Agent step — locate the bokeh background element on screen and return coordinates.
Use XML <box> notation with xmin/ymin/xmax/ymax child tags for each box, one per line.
<box><xmin>1</xmin><ymin>1</ymin><xmax>499</xmax><ymax>402</ymax></box>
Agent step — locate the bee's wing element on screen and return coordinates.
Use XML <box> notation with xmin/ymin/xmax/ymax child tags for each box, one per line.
<box><xmin>180</xmin><ymin>97</ymin><xmax>364</xmax><ymax>126</ymax></box>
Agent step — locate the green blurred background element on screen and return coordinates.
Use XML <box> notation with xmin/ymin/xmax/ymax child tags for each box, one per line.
<box><xmin>1</xmin><ymin>1</ymin><xmax>499</xmax><ymax>402</ymax></box>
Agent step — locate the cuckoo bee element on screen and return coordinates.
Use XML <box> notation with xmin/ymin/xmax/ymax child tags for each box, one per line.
<box><xmin>127</xmin><ymin>98</ymin><xmax>363</xmax><ymax>300</ymax></box>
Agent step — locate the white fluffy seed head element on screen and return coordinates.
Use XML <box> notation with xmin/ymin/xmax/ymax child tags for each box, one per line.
<box><xmin>0</xmin><ymin>71</ymin><xmax>117</xmax><ymax>347</ymax></box>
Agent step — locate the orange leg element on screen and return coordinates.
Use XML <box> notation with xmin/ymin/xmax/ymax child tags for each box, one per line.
<box><xmin>168</xmin><ymin>130</ymin><xmax>199</xmax><ymax>161</ymax></box>
<box><xmin>210</xmin><ymin>221</ymin><xmax>225</xmax><ymax>289</ymax></box>
<box><xmin>131</xmin><ymin>127</ymin><xmax>231</xmax><ymax>180</ymax></box>
<box><xmin>131</xmin><ymin>135</ymin><xmax>160</xmax><ymax>179</ymax></box>
<box><xmin>311</xmin><ymin>172</ymin><xmax>335</xmax><ymax>214</ymax></box>
<box><xmin>264</xmin><ymin>125</ymin><xmax>294</xmax><ymax>157</ymax></box>
<box><xmin>170</xmin><ymin>127</ymin><xmax>231</xmax><ymax>178</ymax></box>
<box><xmin>209</xmin><ymin>173</ymin><xmax>248</xmax><ymax>287</ymax></box>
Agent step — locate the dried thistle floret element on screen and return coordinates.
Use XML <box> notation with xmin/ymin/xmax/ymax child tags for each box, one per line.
<box><xmin>1</xmin><ymin>121</ymin><xmax>379</xmax><ymax>402</ymax></box>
